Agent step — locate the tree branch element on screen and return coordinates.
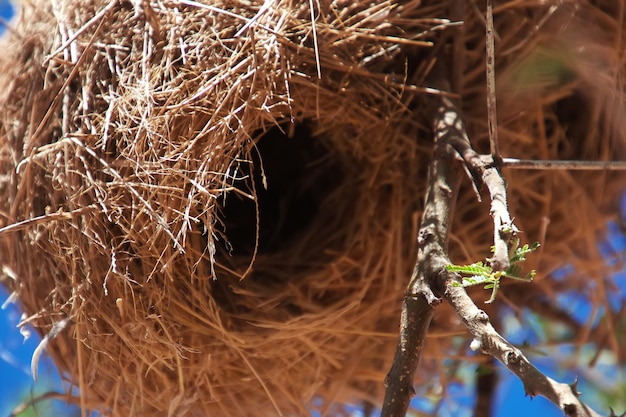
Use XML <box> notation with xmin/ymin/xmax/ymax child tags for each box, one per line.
<box><xmin>381</xmin><ymin>94</ymin><xmax>464</xmax><ymax>417</ymax></box>
<box><xmin>436</xmin><ymin>97</ymin><xmax>517</xmax><ymax>273</ymax></box>
<box><xmin>381</xmin><ymin>94</ymin><xmax>610</xmax><ymax>417</ymax></box>
<box><xmin>443</xmin><ymin>284</ymin><xmax>604</xmax><ymax>417</ymax></box>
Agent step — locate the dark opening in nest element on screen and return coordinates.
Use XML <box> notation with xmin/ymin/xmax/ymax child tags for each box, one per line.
<box><xmin>217</xmin><ymin>122</ymin><xmax>343</xmax><ymax>257</ymax></box>
<box><xmin>210</xmin><ymin>122</ymin><xmax>352</xmax><ymax>318</ymax></box>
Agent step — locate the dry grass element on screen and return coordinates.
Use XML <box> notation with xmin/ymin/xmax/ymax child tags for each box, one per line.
<box><xmin>0</xmin><ymin>0</ymin><xmax>624</xmax><ymax>415</ymax></box>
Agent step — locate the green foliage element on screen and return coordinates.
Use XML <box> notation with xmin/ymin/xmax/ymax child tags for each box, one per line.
<box><xmin>447</xmin><ymin>240</ymin><xmax>539</xmax><ymax>303</ymax></box>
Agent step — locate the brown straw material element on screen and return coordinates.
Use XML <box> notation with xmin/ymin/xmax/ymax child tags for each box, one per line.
<box><xmin>0</xmin><ymin>0</ymin><xmax>624</xmax><ymax>415</ymax></box>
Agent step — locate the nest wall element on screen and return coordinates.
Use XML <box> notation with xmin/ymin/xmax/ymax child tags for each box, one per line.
<box><xmin>0</xmin><ymin>0</ymin><xmax>624</xmax><ymax>416</ymax></box>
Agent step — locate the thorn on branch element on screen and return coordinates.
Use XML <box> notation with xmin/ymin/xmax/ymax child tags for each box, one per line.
<box><xmin>569</xmin><ymin>377</ymin><xmax>581</xmax><ymax>397</ymax></box>
<box><xmin>609</xmin><ymin>407</ymin><xmax>626</xmax><ymax>417</ymax></box>
<box><xmin>520</xmin><ymin>377</ymin><xmax>539</xmax><ymax>398</ymax></box>
<box><xmin>407</xmin><ymin>268</ymin><xmax>441</xmax><ymax>306</ymax></box>
<box><xmin>498</xmin><ymin>222</ymin><xmax>519</xmax><ymax>242</ymax></box>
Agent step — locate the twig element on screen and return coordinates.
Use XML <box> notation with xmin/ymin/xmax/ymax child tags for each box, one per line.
<box><xmin>485</xmin><ymin>0</ymin><xmax>500</xmax><ymax>160</ymax></box>
<box><xmin>28</xmin><ymin>5</ymin><xmax>110</xmax><ymax>149</ymax></box>
<box><xmin>443</xmin><ymin>284</ymin><xmax>604</xmax><ymax>417</ymax></box>
<box><xmin>9</xmin><ymin>391</ymin><xmax>81</xmax><ymax>417</ymax></box>
<box><xmin>435</xmin><ymin>97</ymin><xmax>516</xmax><ymax>272</ymax></box>
<box><xmin>450</xmin><ymin>0</ymin><xmax>466</xmax><ymax>95</ymax></box>
<box><xmin>502</xmin><ymin>158</ymin><xmax>626</xmax><ymax>171</ymax></box>
<box><xmin>307</xmin><ymin>0</ymin><xmax>322</xmax><ymax>79</ymax></box>
<box><xmin>0</xmin><ymin>206</ymin><xmax>95</xmax><ymax>235</ymax></box>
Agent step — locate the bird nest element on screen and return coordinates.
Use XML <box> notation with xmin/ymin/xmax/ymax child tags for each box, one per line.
<box><xmin>0</xmin><ymin>0</ymin><xmax>624</xmax><ymax>415</ymax></box>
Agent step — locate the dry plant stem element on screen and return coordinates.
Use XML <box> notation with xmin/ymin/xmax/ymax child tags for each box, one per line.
<box><xmin>485</xmin><ymin>0</ymin><xmax>500</xmax><ymax>160</ymax></box>
<box><xmin>502</xmin><ymin>158</ymin><xmax>626</xmax><ymax>171</ymax></box>
<box><xmin>10</xmin><ymin>391</ymin><xmax>81</xmax><ymax>417</ymax></box>
<box><xmin>443</xmin><ymin>285</ymin><xmax>604</xmax><ymax>417</ymax></box>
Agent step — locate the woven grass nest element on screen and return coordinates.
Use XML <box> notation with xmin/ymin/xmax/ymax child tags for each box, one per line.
<box><xmin>0</xmin><ymin>0</ymin><xmax>624</xmax><ymax>415</ymax></box>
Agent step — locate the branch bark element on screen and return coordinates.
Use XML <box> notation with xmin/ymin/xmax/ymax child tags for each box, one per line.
<box><xmin>444</xmin><ymin>284</ymin><xmax>604</xmax><ymax>417</ymax></box>
<box><xmin>381</xmin><ymin>95</ymin><xmax>609</xmax><ymax>417</ymax></box>
<box><xmin>381</xmin><ymin>93</ymin><xmax>463</xmax><ymax>417</ymax></box>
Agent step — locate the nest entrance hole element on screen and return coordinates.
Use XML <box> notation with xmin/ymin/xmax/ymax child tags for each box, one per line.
<box><xmin>218</xmin><ymin>122</ymin><xmax>344</xmax><ymax>258</ymax></box>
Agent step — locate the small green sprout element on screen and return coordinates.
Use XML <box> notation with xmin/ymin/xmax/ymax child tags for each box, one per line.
<box><xmin>446</xmin><ymin>240</ymin><xmax>540</xmax><ymax>303</ymax></box>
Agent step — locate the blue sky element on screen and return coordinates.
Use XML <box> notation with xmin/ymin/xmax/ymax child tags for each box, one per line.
<box><xmin>0</xmin><ymin>1</ymin><xmax>11</xmax><ymax>27</ymax></box>
<box><xmin>0</xmin><ymin>286</ymin><xmax>80</xmax><ymax>416</ymax></box>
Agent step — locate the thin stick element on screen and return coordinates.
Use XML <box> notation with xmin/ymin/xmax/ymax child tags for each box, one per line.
<box><xmin>308</xmin><ymin>0</ymin><xmax>322</xmax><ymax>79</ymax></box>
<box><xmin>485</xmin><ymin>0</ymin><xmax>500</xmax><ymax>160</ymax></box>
<box><xmin>0</xmin><ymin>206</ymin><xmax>94</xmax><ymax>235</ymax></box>
<box><xmin>436</xmin><ymin>96</ymin><xmax>517</xmax><ymax>272</ymax></box>
<box><xmin>443</xmin><ymin>285</ymin><xmax>604</xmax><ymax>417</ymax></box>
<box><xmin>502</xmin><ymin>158</ymin><xmax>626</xmax><ymax>171</ymax></box>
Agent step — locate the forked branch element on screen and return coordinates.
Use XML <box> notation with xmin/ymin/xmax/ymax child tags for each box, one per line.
<box><xmin>444</xmin><ymin>283</ymin><xmax>604</xmax><ymax>417</ymax></box>
<box><xmin>381</xmin><ymin>96</ymin><xmax>608</xmax><ymax>417</ymax></box>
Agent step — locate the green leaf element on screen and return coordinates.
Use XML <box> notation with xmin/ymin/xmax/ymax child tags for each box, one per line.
<box><xmin>506</xmin><ymin>264</ymin><xmax>522</xmax><ymax>277</ymax></box>
<box><xmin>446</xmin><ymin>262</ymin><xmax>492</xmax><ymax>276</ymax></box>
<box><xmin>510</xmin><ymin>241</ymin><xmax>541</xmax><ymax>264</ymax></box>
<box><xmin>447</xmin><ymin>240</ymin><xmax>539</xmax><ymax>303</ymax></box>
<box><xmin>460</xmin><ymin>275</ymin><xmax>493</xmax><ymax>287</ymax></box>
